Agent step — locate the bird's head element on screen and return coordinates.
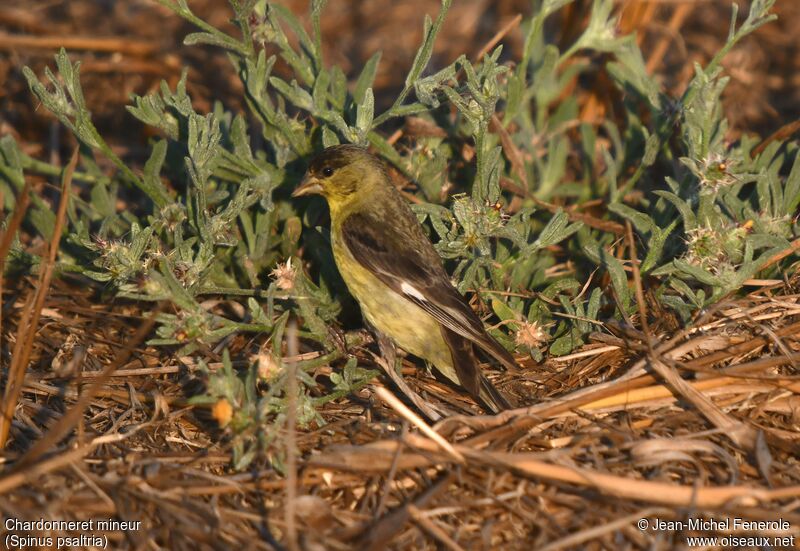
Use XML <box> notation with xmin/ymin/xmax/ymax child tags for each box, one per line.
<box><xmin>292</xmin><ymin>145</ymin><xmax>387</xmax><ymax>211</ymax></box>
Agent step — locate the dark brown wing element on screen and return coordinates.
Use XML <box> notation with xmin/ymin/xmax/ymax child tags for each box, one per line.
<box><xmin>341</xmin><ymin>210</ymin><xmax>518</xmax><ymax>372</ymax></box>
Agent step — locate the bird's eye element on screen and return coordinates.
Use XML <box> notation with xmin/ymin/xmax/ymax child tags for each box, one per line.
<box><xmin>322</xmin><ymin>166</ymin><xmax>334</xmax><ymax>177</ymax></box>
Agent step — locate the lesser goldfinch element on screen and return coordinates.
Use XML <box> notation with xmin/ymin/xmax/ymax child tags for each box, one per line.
<box><xmin>293</xmin><ymin>145</ymin><xmax>515</xmax><ymax>412</ymax></box>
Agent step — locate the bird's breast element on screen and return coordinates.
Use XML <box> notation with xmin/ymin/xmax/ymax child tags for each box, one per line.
<box><xmin>331</xmin><ymin>233</ymin><xmax>452</xmax><ymax>372</ymax></box>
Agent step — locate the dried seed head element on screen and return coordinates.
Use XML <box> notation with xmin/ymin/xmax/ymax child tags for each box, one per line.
<box><xmin>684</xmin><ymin>223</ymin><xmax>748</xmax><ymax>273</ymax></box>
<box><xmin>256</xmin><ymin>352</ymin><xmax>281</xmax><ymax>382</ymax></box>
<box><xmin>515</xmin><ymin>320</ymin><xmax>548</xmax><ymax>349</ymax></box>
<box><xmin>271</xmin><ymin>258</ymin><xmax>297</xmax><ymax>291</ymax></box>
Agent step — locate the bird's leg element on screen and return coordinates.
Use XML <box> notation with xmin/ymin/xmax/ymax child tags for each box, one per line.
<box><xmin>369</xmin><ymin>327</ymin><xmax>442</xmax><ymax>421</ymax></box>
<box><xmin>326</xmin><ymin>324</ymin><xmax>348</xmax><ymax>357</ymax></box>
<box><xmin>375</xmin><ymin>331</ymin><xmax>399</xmax><ymax>375</ymax></box>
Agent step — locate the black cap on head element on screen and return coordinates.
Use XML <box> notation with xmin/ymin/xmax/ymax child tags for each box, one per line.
<box><xmin>307</xmin><ymin>144</ymin><xmax>372</xmax><ymax>177</ymax></box>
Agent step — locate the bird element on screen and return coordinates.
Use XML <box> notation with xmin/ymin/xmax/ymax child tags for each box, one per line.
<box><xmin>292</xmin><ymin>144</ymin><xmax>516</xmax><ymax>413</ymax></box>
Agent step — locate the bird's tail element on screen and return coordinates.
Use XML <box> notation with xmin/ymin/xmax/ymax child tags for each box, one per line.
<box><xmin>441</xmin><ymin>327</ymin><xmax>513</xmax><ymax>413</ymax></box>
<box><xmin>478</xmin><ymin>374</ymin><xmax>512</xmax><ymax>414</ymax></box>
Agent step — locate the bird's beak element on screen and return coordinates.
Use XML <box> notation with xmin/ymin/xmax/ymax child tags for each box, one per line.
<box><xmin>292</xmin><ymin>174</ymin><xmax>323</xmax><ymax>197</ymax></box>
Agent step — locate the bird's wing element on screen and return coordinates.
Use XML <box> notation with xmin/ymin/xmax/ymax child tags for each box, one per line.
<box><xmin>341</xmin><ymin>211</ymin><xmax>518</xmax><ymax>372</ymax></box>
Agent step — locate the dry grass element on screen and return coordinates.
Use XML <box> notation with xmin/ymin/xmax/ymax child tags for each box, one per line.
<box><xmin>2</xmin><ymin>1</ymin><xmax>800</xmax><ymax>549</ymax></box>
<box><xmin>1</xmin><ymin>271</ymin><xmax>799</xmax><ymax>549</ymax></box>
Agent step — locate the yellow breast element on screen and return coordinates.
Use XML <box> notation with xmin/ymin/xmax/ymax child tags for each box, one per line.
<box><xmin>331</xmin><ymin>233</ymin><xmax>455</xmax><ymax>379</ymax></box>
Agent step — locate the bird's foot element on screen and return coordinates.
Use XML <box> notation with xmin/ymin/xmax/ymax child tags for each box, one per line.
<box><xmin>326</xmin><ymin>325</ymin><xmax>348</xmax><ymax>356</ymax></box>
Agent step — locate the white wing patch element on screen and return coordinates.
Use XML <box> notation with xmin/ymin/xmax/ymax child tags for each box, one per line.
<box><xmin>400</xmin><ymin>281</ymin><xmax>426</xmax><ymax>302</ymax></box>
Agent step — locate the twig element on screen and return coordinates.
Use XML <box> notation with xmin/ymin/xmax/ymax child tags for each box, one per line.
<box><xmin>549</xmin><ymin>345</ymin><xmax>620</xmax><ymax>362</ymax></box>
<box><xmin>473</xmin><ymin>14</ymin><xmax>522</xmax><ymax>63</ymax></box>
<box><xmin>0</xmin><ymin>149</ymin><xmax>76</xmax><ymax>447</ymax></box>
<box><xmin>539</xmin><ymin>508</ymin><xmax>665</xmax><ymax>551</ymax></box>
<box><xmin>284</xmin><ymin>318</ymin><xmax>300</xmax><ymax>551</ymax></box>
<box><xmin>47</xmin><ymin>365</ymin><xmax>181</xmax><ymax>378</ymax></box>
<box><xmin>374</xmin><ymin>386</ymin><xmax>464</xmax><ymax>463</ymax></box>
<box><xmin>357</xmin><ymin>471</ymin><xmax>455</xmax><ymax>551</ymax></box>
<box><xmin>645</xmin><ymin>4</ymin><xmax>692</xmax><ymax>74</ymax></box>
<box><xmin>751</xmin><ymin>118</ymin><xmax>800</xmax><ymax>158</ymax></box>
<box><xmin>0</xmin><ymin>181</ymin><xmax>31</xmax><ymax>264</ymax></box>
<box><xmin>452</xmin><ymin>14</ymin><xmax>523</xmax><ymax>87</ymax></box>
<box><xmin>375</xmin><ymin>422</ymin><xmax>408</xmax><ymax>518</ymax></box>
<box><xmin>757</xmin><ymin>236</ymin><xmax>800</xmax><ymax>273</ymax></box>
<box><xmin>0</xmin><ymin>32</ymin><xmax>158</xmax><ymax>55</ymax></box>
<box><xmin>579</xmin><ymin>373</ymin><xmax>800</xmax><ymax>413</ymax></box>
<box><xmin>407</xmin><ymin>504</ymin><xmax>465</xmax><ymax>551</ymax></box>
<box><xmin>625</xmin><ymin>221</ymin><xmax>651</xmax><ymax>343</ymax></box>
<box><xmin>490</xmin><ymin>115</ymin><xmax>528</xmax><ymax>190</ymax></box>
<box><xmin>0</xmin><ymin>180</ymin><xmax>31</xmax><ymax>388</ymax></box>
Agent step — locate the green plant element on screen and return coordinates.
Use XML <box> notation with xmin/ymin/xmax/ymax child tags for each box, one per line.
<box><xmin>2</xmin><ymin>0</ymin><xmax>797</xmax><ymax>468</ymax></box>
